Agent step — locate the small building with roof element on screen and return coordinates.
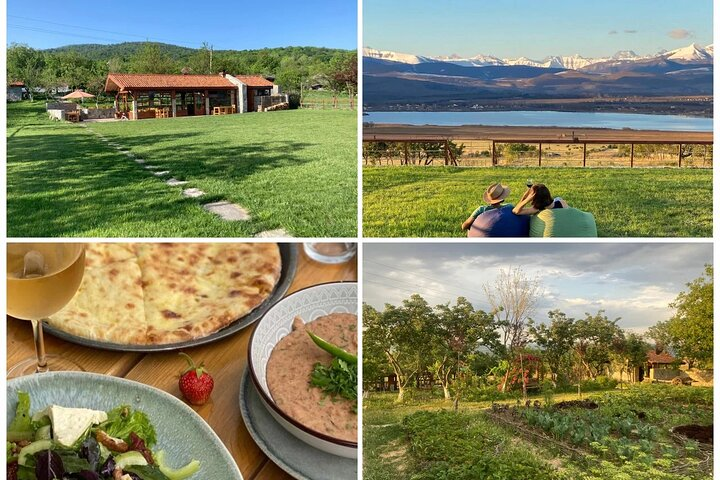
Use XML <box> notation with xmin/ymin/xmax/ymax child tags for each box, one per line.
<box><xmin>8</xmin><ymin>81</ymin><xmax>25</xmax><ymax>102</ymax></box>
<box><xmin>104</xmin><ymin>72</ymin><xmax>282</xmax><ymax>120</ymax></box>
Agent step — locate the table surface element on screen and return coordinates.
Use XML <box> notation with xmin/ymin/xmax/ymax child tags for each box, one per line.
<box><xmin>6</xmin><ymin>246</ymin><xmax>357</xmax><ymax>480</ymax></box>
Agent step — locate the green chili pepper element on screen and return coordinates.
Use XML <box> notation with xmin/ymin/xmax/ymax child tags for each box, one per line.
<box><xmin>307</xmin><ymin>330</ymin><xmax>357</xmax><ymax>365</ymax></box>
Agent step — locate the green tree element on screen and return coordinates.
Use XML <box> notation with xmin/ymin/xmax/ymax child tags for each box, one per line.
<box><xmin>529</xmin><ymin>310</ymin><xmax>577</xmax><ymax>385</ymax></box>
<box><xmin>7</xmin><ymin>44</ymin><xmax>45</xmax><ymax>101</ymax></box>
<box><xmin>129</xmin><ymin>43</ymin><xmax>176</xmax><ymax>74</ymax></box>
<box><xmin>186</xmin><ymin>42</ymin><xmax>214</xmax><ymax>74</ymax></box>
<box><xmin>429</xmin><ymin>297</ymin><xmax>498</xmax><ymax>401</ymax></box>
<box><xmin>665</xmin><ymin>265</ymin><xmax>713</xmax><ymax>368</ymax></box>
<box><xmin>573</xmin><ymin>311</ymin><xmax>623</xmax><ymax>379</ymax></box>
<box><xmin>362</xmin><ymin>295</ymin><xmax>435</xmax><ymax>403</ymax></box>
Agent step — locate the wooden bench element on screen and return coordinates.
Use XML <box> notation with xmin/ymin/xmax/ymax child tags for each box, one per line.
<box><xmin>65</xmin><ymin>111</ymin><xmax>80</xmax><ymax>122</ymax></box>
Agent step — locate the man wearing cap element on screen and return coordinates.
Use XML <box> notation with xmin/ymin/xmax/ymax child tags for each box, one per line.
<box><xmin>461</xmin><ymin>182</ymin><xmax>512</xmax><ymax>231</ymax></box>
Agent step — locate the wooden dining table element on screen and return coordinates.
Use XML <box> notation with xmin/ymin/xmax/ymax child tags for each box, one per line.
<box><xmin>6</xmin><ymin>246</ymin><xmax>357</xmax><ymax>480</ymax></box>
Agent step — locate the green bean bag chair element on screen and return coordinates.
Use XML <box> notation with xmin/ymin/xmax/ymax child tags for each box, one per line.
<box><xmin>529</xmin><ymin>208</ymin><xmax>598</xmax><ymax>237</ymax></box>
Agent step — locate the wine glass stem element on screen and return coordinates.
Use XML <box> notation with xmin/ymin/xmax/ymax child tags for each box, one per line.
<box><xmin>31</xmin><ymin>319</ymin><xmax>48</xmax><ymax>373</ymax></box>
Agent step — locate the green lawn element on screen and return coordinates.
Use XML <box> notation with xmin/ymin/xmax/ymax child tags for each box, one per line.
<box><xmin>364</xmin><ymin>385</ymin><xmax>713</xmax><ymax>480</ymax></box>
<box><xmin>363</xmin><ymin>166</ymin><xmax>712</xmax><ymax>237</ymax></box>
<box><xmin>7</xmin><ymin>101</ymin><xmax>357</xmax><ymax>237</ymax></box>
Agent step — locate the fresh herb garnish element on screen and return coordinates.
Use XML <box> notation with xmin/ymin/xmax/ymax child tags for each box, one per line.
<box><xmin>310</xmin><ymin>357</ymin><xmax>358</xmax><ymax>413</ymax></box>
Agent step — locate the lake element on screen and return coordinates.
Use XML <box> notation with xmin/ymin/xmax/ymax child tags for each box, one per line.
<box><xmin>364</xmin><ymin>111</ymin><xmax>713</xmax><ymax>132</ymax></box>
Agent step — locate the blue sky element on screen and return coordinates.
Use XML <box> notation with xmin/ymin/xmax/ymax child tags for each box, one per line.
<box><xmin>7</xmin><ymin>0</ymin><xmax>357</xmax><ymax>50</ymax></box>
<box><xmin>363</xmin><ymin>243</ymin><xmax>712</xmax><ymax>333</ymax></box>
<box><xmin>364</xmin><ymin>0</ymin><xmax>712</xmax><ymax>58</ymax></box>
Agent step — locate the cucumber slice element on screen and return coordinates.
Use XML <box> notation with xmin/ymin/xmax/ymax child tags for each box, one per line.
<box><xmin>18</xmin><ymin>439</ymin><xmax>53</xmax><ymax>466</ymax></box>
<box><xmin>115</xmin><ymin>450</ymin><xmax>148</xmax><ymax>469</ymax></box>
<box><xmin>35</xmin><ymin>425</ymin><xmax>52</xmax><ymax>441</ymax></box>
<box><xmin>156</xmin><ymin>450</ymin><xmax>201</xmax><ymax>480</ymax></box>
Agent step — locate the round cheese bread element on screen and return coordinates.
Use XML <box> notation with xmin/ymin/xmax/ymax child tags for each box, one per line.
<box><xmin>47</xmin><ymin>243</ymin><xmax>282</xmax><ymax>345</ymax></box>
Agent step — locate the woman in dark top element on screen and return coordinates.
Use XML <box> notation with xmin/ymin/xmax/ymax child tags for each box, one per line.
<box><xmin>512</xmin><ymin>183</ymin><xmax>568</xmax><ymax>216</ymax></box>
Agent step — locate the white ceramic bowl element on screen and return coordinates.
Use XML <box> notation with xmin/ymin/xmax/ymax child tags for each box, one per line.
<box><xmin>248</xmin><ymin>281</ymin><xmax>358</xmax><ymax>459</ymax></box>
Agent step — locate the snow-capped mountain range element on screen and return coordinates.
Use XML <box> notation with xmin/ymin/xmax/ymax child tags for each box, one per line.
<box><xmin>363</xmin><ymin>43</ymin><xmax>714</xmax><ymax>70</ymax></box>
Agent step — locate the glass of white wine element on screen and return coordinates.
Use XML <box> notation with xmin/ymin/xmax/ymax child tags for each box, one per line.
<box><xmin>6</xmin><ymin>243</ymin><xmax>86</xmax><ymax>378</ymax></box>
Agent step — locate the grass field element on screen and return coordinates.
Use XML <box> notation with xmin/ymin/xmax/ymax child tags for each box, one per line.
<box><xmin>363</xmin><ymin>167</ymin><xmax>712</xmax><ymax>237</ymax></box>
<box><xmin>7</xmin><ymin>102</ymin><xmax>356</xmax><ymax>237</ymax></box>
<box><xmin>364</xmin><ymin>385</ymin><xmax>713</xmax><ymax>480</ymax></box>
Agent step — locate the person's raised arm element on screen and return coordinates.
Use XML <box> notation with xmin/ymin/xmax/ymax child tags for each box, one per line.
<box><xmin>461</xmin><ymin>215</ymin><xmax>476</xmax><ymax>231</ymax></box>
<box><xmin>513</xmin><ymin>190</ymin><xmax>538</xmax><ymax>215</ymax></box>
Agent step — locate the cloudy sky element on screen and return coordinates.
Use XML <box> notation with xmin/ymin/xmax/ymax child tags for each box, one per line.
<box><xmin>363</xmin><ymin>243</ymin><xmax>713</xmax><ymax>333</ymax></box>
<box><xmin>364</xmin><ymin>0</ymin><xmax>712</xmax><ymax>58</ymax></box>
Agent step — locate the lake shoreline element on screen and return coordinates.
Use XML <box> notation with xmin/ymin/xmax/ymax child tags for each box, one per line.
<box><xmin>363</xmin><ymin>123</ymin><xmax>713</xmax><ymax>142</ymax></box>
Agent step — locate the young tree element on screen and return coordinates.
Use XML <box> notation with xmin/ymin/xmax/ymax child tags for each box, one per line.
<box><xmin>483</xmin><ymin>267</ymin><xmax>540</xmax><ymax>391</ymax></box>
<box><xmin>529</xmin><ymin>310</ymin><xmax>577</xmax><ymax>385</ymax></box>
<box><xmin>665</xmin><ymin>265</ymin><xmax>713</xmax><ymax>368</ymax></box>
<box><xmin>7</xmin><ymin>44</ymin><xmax>45</xmax><ymax>101</ymax></box>
<box><xmin>362</xmin><ymin>295</ymin><xmax>434</xmax><ymax>403</ymax></box>
<box><xmin>429</xmin><ymin>297</ymin><xmax>498</xmax><ymax>401</ymax></box>
<box><xmin>573</xmin><ymin>311</ymin><xmax>623</xmax><ymax>379</ymax></box>
<box><xmin>186</xmin><ymin>42</ymin><xmax>214</xmax><ymax>74</ymax></box>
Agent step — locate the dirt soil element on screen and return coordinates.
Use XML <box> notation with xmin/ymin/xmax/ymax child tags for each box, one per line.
<box><xmin>554</xmin><ymin>400</ymin><xmax>598</xmax><ymax>410</ymax></box>
<box><xmin>673</xmin><ymin>424</ymin><xmax>713</xmax><ymax>444</ymax></box>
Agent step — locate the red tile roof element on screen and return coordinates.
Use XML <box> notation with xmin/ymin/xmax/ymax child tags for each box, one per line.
<box><xmin>105</xmin><ymin>73</ymin><xmax>274</xmax><ymax>92</ymax></box>
<box><xmin>105</xmin><ymin>73</ymin><xmax>236</xmax><ymax>92</ymax></box>
<box><xmin>233</xmin><ymin>75</ymin><xmax>275</xmax><ymax>88</ymax></box>
<box><xmin>647</xmin><ymin>350</ymin><xmax>676</xmax><ymax>364</ymax></box>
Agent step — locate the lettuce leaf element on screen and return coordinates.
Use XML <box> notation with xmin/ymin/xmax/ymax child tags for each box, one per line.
<box><xmin>97</xmin><ymin>406</ymin><xmax>157</xmax><ymax>447</ymax></box>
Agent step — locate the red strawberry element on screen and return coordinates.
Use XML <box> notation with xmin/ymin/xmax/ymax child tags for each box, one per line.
<box><xmin>178</xmin><ymin>352</ymin><xmax>214</xmax><ymax>405</ymax></box>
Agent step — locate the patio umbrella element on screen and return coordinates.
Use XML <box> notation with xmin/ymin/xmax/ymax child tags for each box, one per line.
<box><xmin>61</xmin><ymin>90</ymin><xmax>95</xmax><ymax>104</ymax></box>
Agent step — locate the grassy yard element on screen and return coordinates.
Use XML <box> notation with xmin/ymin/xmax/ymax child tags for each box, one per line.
<box><xmin>363</xmin><ymin>166</ymin><xmax>712</xmax><ymax>237</ymax></box>
<box><xmin>364</xmin><ymin>385</ymin><xmax>713</xmax><ymax>480</ymax></box>
<box><xmin>7</xmin><ymin>101</ymin><xmax>356</xmax><ymax>237</ymax></box>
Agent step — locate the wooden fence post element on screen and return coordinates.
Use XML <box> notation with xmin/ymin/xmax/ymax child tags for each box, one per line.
<box><xmin>491</xmin><ymin>141</ymin><xmax>496</xmax><ymax>166</ymax></box>
<box><xmin>444</xmin><ymin>140</ymin><xmax>450</xmax><ymax>165</ymax></box>
<box><xmin>404</xmin><ymin>143</ymin><xmax>409</xmax><ymax>165</ymax></box>
<box><xmin>678</xmin><ymin>144</ymin><xmax>682</xmax><ymax>167</ymax></box>
<box><xmin>538</xmin><ymin>143</ymin><xmax>542</xmax><ymax>167</ymax></box>
<box><xmin>630</xmin><ymin>143</ymin><xmax>634</xmax><ymax>168</ymax></box>
<box><xmin>582</xmin><ymin>143</ymin><xmax>587</xmax><ymax>167</ymax></box>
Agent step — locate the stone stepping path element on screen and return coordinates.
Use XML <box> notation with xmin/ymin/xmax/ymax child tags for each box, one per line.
<box><xmin>182</xmin><ymin>188</ymin><xmax>205</xmax><ymax>198</ymax></box>
<box><xmin>203</xmin><ymin>201</ymin><xmax>251</xmax><ymax>221</ymax></box>
<box><xmin>152</xmin><ymin>170</ymin><xmax>170</xmax><ymax>176</ymax></box>
<box><xmin>144</xmin><ymin>165</ymin><xmax>160</xmax><ymax>170</ymax></box>
<box><xmin>166</xmin><ymin>178</ymin><xmax>188</xmax><ymax>186</ymax></box>
<box><xmin>255</xmin><ymin>229</ymin><xmax>292</xmax><ymax>238</ymax></box>
<box><xmin>134</xmin><ymin>158</ymin><xmax>145</xmax><ymax>164</ymax></box>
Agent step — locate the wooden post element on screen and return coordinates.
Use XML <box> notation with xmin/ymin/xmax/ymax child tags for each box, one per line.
<box><xmin>582</xmin><ymin>143</ymin><xmax>587</xmax><ymax>167</ymax></box>
<box><xmin>404</xmin><ymin>143</ymin><xmax>409</xmax><ymax>165</ymax></box>
<box><xmin>204</xmin><ymin>90</ymin><xmax>210</xmax><ymax>115</ymax></box>
<box><xmin>630</xmin><ymin>143</ymin><xmax>634</xmax><ymax>168</ymax></box>
<box><xmin>444</xmin><ymin>140</ymin><xmax>450</xmax><ymax>165</ymax></box>
<box><xmin>131</xmin><ymin>93</ymin><xmax>138</xmax><ymax>120</ymax></box>
<box><xmin>538</xmin><ymin>143</ymin><xmax>542</xmax><ymax>167</ymax></box>
<box><xmin>171</xmin><ymin>90</ymin><xmax>177</xmax><ymax>118</ymax></box>
<box><xmin>491</xmin><ymin>141</ymin><xmax>496</xmax><ymax>166</ymax></box>
<box><xmin>678</xmin><ymin>143</ymin><xmax>682</xmax><ymax>167</ymax></box>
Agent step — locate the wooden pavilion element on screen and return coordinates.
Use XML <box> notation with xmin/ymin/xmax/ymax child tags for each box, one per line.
<box><xmin>104</xmin><ymin>73</ymin><xmax>277</xmax><ymax>120</ymax></box>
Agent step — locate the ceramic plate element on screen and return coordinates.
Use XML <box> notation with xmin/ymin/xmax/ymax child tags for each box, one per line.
<box><xmin>248</xmin><ymin>281</ymin><xmax>358</xmax><ymax>457</ymax></box>
<box><xmin>42</xmin><ymin>244</ymin><xmax>298</xmax><ymax>352</ymax></box>
<box><xmin>8</xmin><ymin>372</ymin><xmax>242</xmax><ymax>479</ymax></box>
<box><xmin>239</xmin><ymin>368</ymin><xmax>357</xmax><ymax>480</ymax></box>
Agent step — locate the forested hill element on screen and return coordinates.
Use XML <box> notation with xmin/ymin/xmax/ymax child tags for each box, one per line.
<box><xmin>43</xmin><ymin>42</ymin><xmax>352</xmax><ymax>70</ymax></box>
<box><xmin>44</xmin><ymin>42</ymin><xmax>196</xmax><ymax>61</ymax></box>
